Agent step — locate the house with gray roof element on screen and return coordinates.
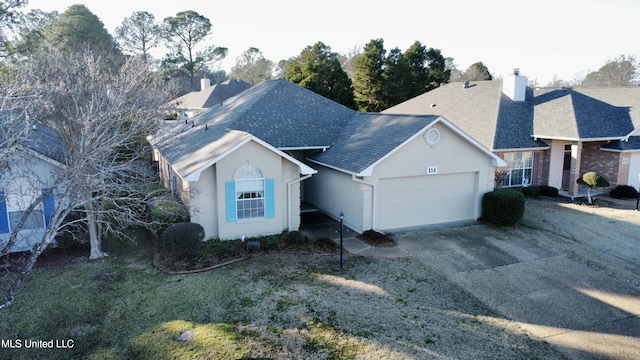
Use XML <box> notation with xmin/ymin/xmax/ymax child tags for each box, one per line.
<box><xmin>385</xmin><ymin>71</ymin><xmax>640</xmax><ymax>196</ymax></box>
<box><xmin>149</xmin><ymin>78</ymin><xmax>506</xmax><ymax>240</ymax></box>
<box><xmin>169</xmin><ymin>78</ymin><xmax>252</xmax><ymax>119</ymax></box>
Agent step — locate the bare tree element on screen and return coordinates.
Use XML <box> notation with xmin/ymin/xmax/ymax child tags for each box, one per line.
<box><xmin>583</xmin><ymin>55</ymin><xmax>638</xmax><ymax>86</ymax></box>
<box><xmin>0</xmin><ymin>50</ymin><xmax>172</xmax><ymax>309</ymax></box>
<box><xmin>230</xmin><ymin>47</ymin><xmax>274</xmax><ymax>85</ymax></box>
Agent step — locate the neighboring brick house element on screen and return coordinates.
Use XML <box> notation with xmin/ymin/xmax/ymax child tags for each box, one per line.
<box><xmin>385</xmin><ymin>70</ymin><xmax>640</xmax><ymax>196</ymax></box>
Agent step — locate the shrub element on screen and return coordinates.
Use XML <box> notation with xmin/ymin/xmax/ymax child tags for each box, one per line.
<box><xmin>539</xmin><ymin>185</ymin><xmax>559</xmax><ymax>197</ymax></box>
<box><xmin>315</xmin><ymin>237</ymin><xmax>338</xmax><ymax>251</ymax></box>
<box><xmin>282</xmin><ymin>231</ymin><xmax>309</xmax><ymax>245</ymax></box>
<box><xmin>159</xmin><ymin>222</ymin><xmax>204</xmax><ymax>257</ymax></box>
<box><xmin>609</xmin><ymin>185</ymin><xmax>639</xmax><ymax>199</ymax></box>
<box><xmin>521</xmin><ymin>186</ymin><xmax>541</xmax><ymax>198</ymax></box>
<box><xmin>150</xmin><ymin>200</ymin><xmax>189</xmax><ymax>236</ymax></box>
<box><xmin>481</xmin><ymin>188</ymin><xmax>525</xmax><ymax>226</ymax></box>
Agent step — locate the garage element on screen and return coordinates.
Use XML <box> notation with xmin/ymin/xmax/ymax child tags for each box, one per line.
<box><xmin>377</xmin><ymin>172</ymin><xmax>478</xmax><ymax>230</ymax></box>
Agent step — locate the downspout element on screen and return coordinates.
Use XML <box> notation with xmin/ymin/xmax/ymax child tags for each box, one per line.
<box><xmin>352</xmin><ymin>174</ymin><xmax>380</xmax><ymax>232</ymax></box>
<box><xmin>287</xmin><ymin>174</ymin><xmax>313</xmax><ymax>231</ymax></box>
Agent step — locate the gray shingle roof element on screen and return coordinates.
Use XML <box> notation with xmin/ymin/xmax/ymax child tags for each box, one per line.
<box><xmin>383</xmin><ymin>81</ymin><xmax>510</xmax><ymax>150</ymax></box>
<box><xmin>150</xmin><ymin>79</ymin><xmax>356</xmax><ymax>178</ymax></box>
<box><xmin>533</xmin><ymin>88</ymin><xmax>635</xmax><ymax>140</ymax></box>
<box><xmin>151</xmin><ymin>78</ymin><xmax>507</xmax><ymax>179</ymax></box>
<box><xmin>601</xmin><ymin>136</ymin><xmax>640</xmax><ymax>151</ymax></box>
<box><xmin>385</xmin><ymin>80</ymin><xmax>640</xmax><ymax>150</ymax></box>
<box><xmin>309</xmin><ymin>113</ymin><xmax>440</xmax><ymax>174</ymax></box>
<box><xmin>170</xmin><ymin>79</ymin><xmax>252</xmax><ymax>110</ymax></box>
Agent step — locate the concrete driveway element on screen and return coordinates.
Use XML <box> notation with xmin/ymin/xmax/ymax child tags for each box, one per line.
<box><xmin>302</xmin><ymin>203</ymin><xmax>640</xmax><ymax>360</ymax></box>
<box><xmin>390</xmin><ymin>225</ymin><xmax>640</xmax><ymax>360</ymax></box>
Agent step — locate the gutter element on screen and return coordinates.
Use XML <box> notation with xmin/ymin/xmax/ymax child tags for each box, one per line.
<box><xmin>286</xmin><ymin>174</ymin><xmax>313</xmax><ymax>231</ymax></box>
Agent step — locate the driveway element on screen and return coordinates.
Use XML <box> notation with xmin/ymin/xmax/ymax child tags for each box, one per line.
<box><xmin>316</xmin><ymin>198</ymin><xmax>640</xmax><ymax>360</ymax></box>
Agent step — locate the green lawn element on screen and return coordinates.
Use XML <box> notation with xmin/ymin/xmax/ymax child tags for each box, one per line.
<box><xmin>0</xmin><ymin>232</ymin><xmax>564</xmax><ymax>360</ymax></box>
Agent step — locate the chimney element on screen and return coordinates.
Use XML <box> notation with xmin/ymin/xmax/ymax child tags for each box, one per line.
<box><xmin>200</xmin><ymin>78</ymin><xmax>211</xmax><ymax>91</ymax></box>
<box><xmin>502</xmin><ymin>68</ymin><xmax>527</xmax><ymax>101</ymax></box>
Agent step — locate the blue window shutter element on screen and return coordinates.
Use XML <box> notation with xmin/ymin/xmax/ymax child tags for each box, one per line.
<box><xmin>42</xmin><ymin>188</ymin><xmax>55</xmax><ymax>228</ymax></box>
<box><xmin>225</xmin><ymin>181</ymin><xmax>237</xmax><ymax>222</ymax></box>
<box><xmin>0</xmin><ymin>191</ymin><xmax>9</xmax><ymax>234</ymax></box>
<box><xmin>265</xmin><ymin>179</ymin><xmax>275</xmax><ymax>219</ymax></box>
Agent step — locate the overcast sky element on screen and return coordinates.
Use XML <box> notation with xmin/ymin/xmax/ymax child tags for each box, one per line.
<box><xmin>25</xmin><ymin>0</ymin><xmax>640</xmax><ymax>85</ymax></box>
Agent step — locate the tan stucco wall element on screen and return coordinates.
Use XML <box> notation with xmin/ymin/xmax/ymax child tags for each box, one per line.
<box><xmin>304</xmin><ymin>165</ymin><xmax>365</xmax><ymax>231</ymax></box>
<box><xmin>187</xmin><ymin>140</ymin><xmax>302</xmax><ymax>240</ymax></box>
<box><xmin>306</xmin><ymin>123</ymin><xmax>497</xmax><ymax>232</ymax></box>
<box><xmin>371</xmin><ymin>124</ymin><xmax>494</xmax><ymax>223</ymax></box>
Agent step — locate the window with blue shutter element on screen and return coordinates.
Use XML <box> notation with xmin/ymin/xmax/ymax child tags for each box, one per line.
<box><xmin>42</xmin><ymin>188</ymin><xmax>55</xmax><ymax>228</ymax></box>
<box><xmin>265</xmin><ymin>179</ymin><xmax>275</xmax><ymax>218</ymax></box>
<box><xmin>225</xmin><ymin>181</ymin><xmax>237</xmax><ymax>222</ymax></box>
<box><xmin>226</xmin><ymin>165</ymin><xmax>276</xmax><ymax>222</ymax></box>
<box><xmin>0</xmin><ymin>191</ymin><xmax>9</xmax><ymax>234</ymax></box>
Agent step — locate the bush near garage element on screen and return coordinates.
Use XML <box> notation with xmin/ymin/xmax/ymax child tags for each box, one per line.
<box><xmin>522</xmin><ymin>185</ymin><xmax>559</xmax><ymax>198</ymax></box>
<box><xmin>159</xmin><ymin>222</ymin><xmax>204</xmax><ymax>257</ymax></box>
<box><xmin>609</xmin><ymin>185</ymin><xmax>639</xmax><ymax>199</ymax></box>
<box><xmin>539</xmin><ymin>185</ymin><xmax>559</xmax><ymax>197</ymax></box>
<box><xmin>481</xmin><ymin>188</ymin><xmax>525</xmax><ymax>226</ymax></box>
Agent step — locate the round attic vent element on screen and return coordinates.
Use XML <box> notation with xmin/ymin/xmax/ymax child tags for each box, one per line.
<box><xmin>425</xmin><ymin>128</ymin><xmax>440</xmax><ymax>145</ymax></box>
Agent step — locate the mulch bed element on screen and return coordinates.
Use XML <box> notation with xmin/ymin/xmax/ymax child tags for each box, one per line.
<box><xmin>357</xmin><ymin>230</ymin><xmax>395</xmax><ymax>247</ymax></box>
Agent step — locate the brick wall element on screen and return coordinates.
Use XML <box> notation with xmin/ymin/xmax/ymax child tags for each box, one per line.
<box><xmin>580</xmin><ymin>141</ymin><xmax>624</xmax><ymax>188</ymax></box>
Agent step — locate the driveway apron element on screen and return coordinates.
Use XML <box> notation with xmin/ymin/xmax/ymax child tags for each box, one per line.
<box><xmin>391</xmin><ymin>225</ymin><xmax>640</xmax><ymax>360</ymax></box>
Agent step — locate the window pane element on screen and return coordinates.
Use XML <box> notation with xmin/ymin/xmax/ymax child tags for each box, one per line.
<box><xmin>9</xmin><ymin>210</ymin><xmax>44</xmax><ymax>231</ymax></box>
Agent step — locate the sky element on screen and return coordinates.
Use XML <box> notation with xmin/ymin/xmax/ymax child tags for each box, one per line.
<box><xmin>24</xmin><ymin>0</ymin><xmax>640</xmax><ymax>86</ymax></box>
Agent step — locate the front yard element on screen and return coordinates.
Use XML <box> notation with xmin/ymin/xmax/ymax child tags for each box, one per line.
<box><xmin>0</xmin><ymin>226</ymin><xmax>566</xmax><ymax>359</ymax></box>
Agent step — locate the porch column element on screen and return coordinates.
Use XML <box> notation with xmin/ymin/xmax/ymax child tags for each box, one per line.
<box><xmin>569</xmin><ymin>142</ymin><xmax>582</xmax><ymax>196</ymax></box>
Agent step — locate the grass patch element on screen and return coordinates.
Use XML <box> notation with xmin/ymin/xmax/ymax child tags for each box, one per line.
<box><xmin>0</xmin><ymin>231</ymin><xmax>566</xmax><ymax>359</ymax></box>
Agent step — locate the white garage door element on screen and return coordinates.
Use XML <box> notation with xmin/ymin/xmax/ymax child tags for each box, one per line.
<box><xmin>378</xmin><ymin>172</ymin><xmax>477</xmax><ymax>230</ymax></box>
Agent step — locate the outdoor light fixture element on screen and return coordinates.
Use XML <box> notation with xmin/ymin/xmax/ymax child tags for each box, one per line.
<box><xmin>339</xmin><ymin>211</ymin><xmax>344</xmax><ymax>269</ymax></box>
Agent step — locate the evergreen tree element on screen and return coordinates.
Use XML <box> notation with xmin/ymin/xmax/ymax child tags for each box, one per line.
<box><xmin>161</xmin><ymin>10</ymin><xmax>227</xmax><ymax>91</ymax></box>
<box><xmin>116</xmin><ymin>11</ymin><xmax>161</xmax><ymax>63</ymax></box>
<box><xmin>285</xmin><ymin>41</ymin><xmax>356</xmax><ymax>109</ymax></box>
<box><xmin>353</xmin><ymin>38</ymin><xmax>386</xmax><ymax>112</ymax></box>
<box><xmin>382</xmin><ymin>47</ymin><xmax>411</xmax><ymax>108</ymax></box>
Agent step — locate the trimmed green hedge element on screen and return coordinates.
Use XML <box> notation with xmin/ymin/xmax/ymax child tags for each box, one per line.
<box><xmin>481</xmin><ymin>188</ymin><xmax>525</xmax><ymax>226</ymax></box>
<box><xmin>159</xmin><ymin>222</ymin><xmax>205</xmax><ymax>257</ymax></box>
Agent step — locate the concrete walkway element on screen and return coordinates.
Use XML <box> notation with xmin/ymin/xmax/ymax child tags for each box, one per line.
<box><xmin>301</xmin><ymin>215</ymin><xmax>640</xmax><ymax>360</ymax></box>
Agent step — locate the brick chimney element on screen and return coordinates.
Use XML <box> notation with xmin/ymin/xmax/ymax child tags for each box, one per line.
<box><xmin>502</xmin><ymin>68</ymin><xmax>527</xmax><ymax>101</ymax></box>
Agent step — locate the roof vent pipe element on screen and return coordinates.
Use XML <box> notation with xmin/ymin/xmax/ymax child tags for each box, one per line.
<box><xmin>463</xmin><ymin>81</ymin><xmax>470</xmax><ymax>89</ymax></box>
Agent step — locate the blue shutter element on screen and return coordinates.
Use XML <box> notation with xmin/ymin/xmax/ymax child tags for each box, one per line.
<box><xmin>0</xmin><ymin>191</ymin><xmax>9</xmax><ymax>234</ymax></box>
<box><xmin>42</xmin><ymin>188</ymin><xmax>55</xmax><ymax>228</ymax></box>
<box><xmin>225</xmin><ymin>181</ymin><xmax>237</xmax><ymax>222</ymax></box>
<box><xmin>265</xmin><ymin>179</ymin><xmax>275</xmax><ymax>219</ymax></box>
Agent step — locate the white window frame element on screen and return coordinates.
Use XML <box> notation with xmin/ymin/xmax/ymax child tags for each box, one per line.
<box><xmin>501</xmin><ymin>151</ymin><xmax>534</xmax><ymax>187</ymax></box>
<box><xmin>235</xmin><ymin>165</ymin><xmax>265</xmax><ymax>220</ymax></box>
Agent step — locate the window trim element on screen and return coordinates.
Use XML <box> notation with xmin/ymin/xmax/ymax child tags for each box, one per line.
<box><xmin>501</xmin><ymin>151</ymin><xmax>534</xmax><ymax>187</ymax></box>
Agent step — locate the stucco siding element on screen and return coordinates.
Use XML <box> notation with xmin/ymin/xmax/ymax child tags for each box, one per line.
<box><xmin>189</xmin><ymin>166</ymin><xmax>218</xmax><ymax>239</ymax></box>
<box><xmin>371</xmin><ymin>125</ymin><xmax>491</xmax><ymax>223</ymax></box>
<box><xmin>304</xmin><ymin>165</ymin><xmax>364</xmax><ymax>232</ymax></box>
<box><xmin>214</xmin><ymin>140</ymin><xmax>290</xmax><ymax>240</ymax></box>
<box><xmin>628</xmin><ymin>153</ymin><xmax>640</xmax><ymax>189</ymax></box>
